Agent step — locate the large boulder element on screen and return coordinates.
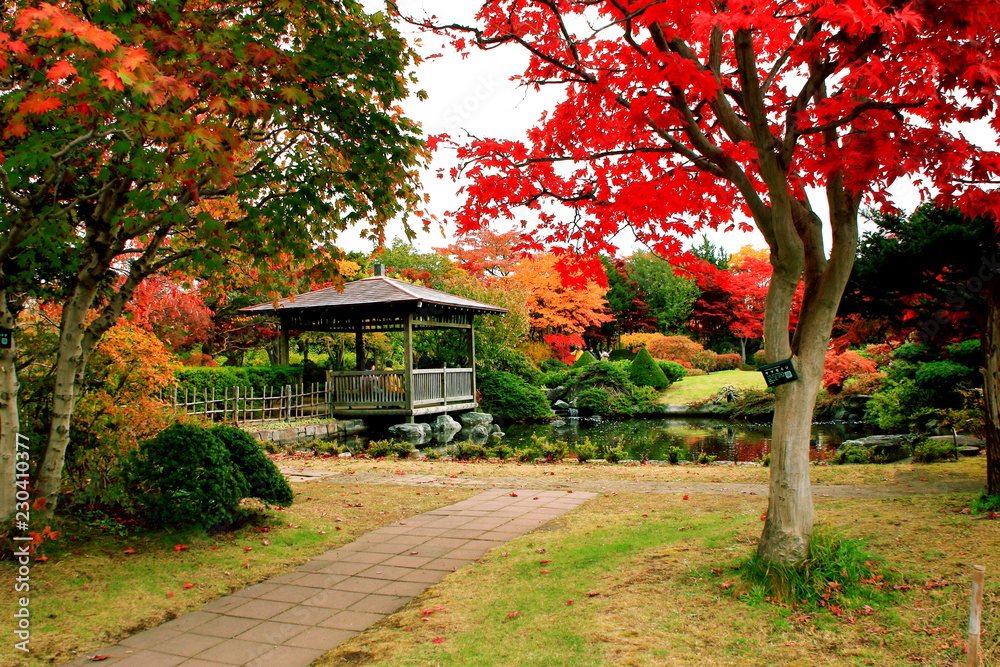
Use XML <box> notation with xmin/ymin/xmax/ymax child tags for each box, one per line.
<box><xmin>388</xmin><ymin>422</ymin><xmax>432</xmax><ymax>445</ymax></box>
<box><xmin>459</xmin><ymin>412</ymin><xmax>494</xmax><ymax>428</ymax></box>
<box><xmin>431</xmin><ymin>414</ymin><xmax>463</xmax><ymax>444</ymax></box>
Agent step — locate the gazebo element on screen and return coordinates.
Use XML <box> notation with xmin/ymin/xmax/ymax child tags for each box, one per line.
<box><xmin>240</xmin><ymin>267</ymin><xmax>508</xmax><ymax>421</ymax></box>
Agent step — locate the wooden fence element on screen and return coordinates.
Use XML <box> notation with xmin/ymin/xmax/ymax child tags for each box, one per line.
<box><xmin>162</xmin><ymin>382</ymin><xmax>331</xmax><ymax>424</ymax></box>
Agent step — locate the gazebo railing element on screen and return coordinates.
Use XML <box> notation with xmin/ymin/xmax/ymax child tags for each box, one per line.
<box><xmin>328</xmin><ymin>371</ymin><xmax>407</xmax><ymax>406</ymax></box>
<box><xmin>413</xmin><ymin>368</ymin><xmax>474</xmax><ymax>406</ymax></box>
<box><xmin>327</xmin><ymin>368</ymin><xmax>474</xmax><ymax>408</ymax></box>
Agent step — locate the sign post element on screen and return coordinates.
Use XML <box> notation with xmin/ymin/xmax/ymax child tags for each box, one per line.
<box><xmin>759</xmin><ymin>358</ymin><xmax>798</xmax><ymax>388</ymax></box>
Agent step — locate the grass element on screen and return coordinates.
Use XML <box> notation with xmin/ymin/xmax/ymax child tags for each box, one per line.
<box><xmin>659</xmin><ymin>369</ymin><xmax>768</xmax><ymax>405</ymax></box>
<box><xmin>0</xmin><ymin>483</ymin><xmax>476</xmax><ymax>667</ymax></box>
<box><xmin>317</xmin><ymin>492</ymin><xmax>998</xmax><ymax>667</ymax></box>
<box><xmin>2</xmin><ymin>455</ymin><xmax>991</xmax><ymax>666</ymax></box>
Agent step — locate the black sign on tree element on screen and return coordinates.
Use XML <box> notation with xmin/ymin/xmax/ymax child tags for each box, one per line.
<box><xmin>0</xmin><ymin>327</ymin><xmax>11</xmax><ymax>350</ymax></box>
<box><xmin>759</xmin><ymin>358</ymin><xmax>798</xmax><ymax>387</ymax></box>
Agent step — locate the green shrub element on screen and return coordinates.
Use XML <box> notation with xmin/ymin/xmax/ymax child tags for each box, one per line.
<box><xmin>570</xmin><ymin>360</ymin><xmax>634</xmax><ymax>394</ymax></box>
<box><xmin>750</xmin><ymin>350</ymin><xmax>768</xmax><ymax>367</ymax></box>
<box><xmin>211</xmin><ymin>426</ymin><xmax>293</xmax><ymax>506</ymax></box>
<box><xmin>489</xmin><ymin>444</ymin><xmax>514</xmax><ymax>461</ymax></box>
<box><xmin>893</xmin><ymin>342</ymin><xmax>933</xmax><ymax>362</ymax></box>
<box><xmin>607</xmin><ymin>349</ymin><xmax>636</xmax><ymax>362</ymax></box>
<box><xmin>174</xmin><ymin>366</ymin><xmax>304</xmax><ymax>392</ymax></box>
<box><xmin>574</xmin><ymin>438</ymin><xmax>597</xmax><ymax>463</ymax></box>
<box><xmin>540</xmin><ymin>368</ymin><xmax>573</xmax><ymax>389</ymax></box>
<box><xmin>539</xmin><ymin>358</ymin><xmax>570</xmax><ymax>373</ymax></box>
<box><xmin>515</xmin><ymin>445</ymin><xmax>542</xmax><ymax>462</ymax></box>
<box><xmin>595</xmin><ymin>438</ymin><xmax>627</xmax><ymax>463</ymax></box>
<box><xmin>913</xmin><ymin>361</ymin><xmax>974</xmax><ymax>404</ymax></box>
<box><xmin>482</xmin><ymin>347</ymin><xmax>542</xmax><ymax>384</ymax></box>
<box><xmin>947</xmin><ymin>338</ymin><xmax>982</xmax><ymax>368</ymax></box>
<box><xmin>449</xmin><ymin>441</ymin><xmax>490</xmax><ymax>460</ymax></box>
<box><xmin>365</xmin><ymin>439</ymin><xmax>413</xmax><ymax>459</ymax></box>
<box><xmin>540</xmin><ymin>438</ymin><xmax>569</xmax><ymax>462</ymax></box>
<box><xmin>577</xmin><ymin>388</ymin><xmax>612</xmax><ymax>415</ymax></box>
<box><xmin>573</xmin><ymin>350</ymin><xmax>598</xmax><ymax>368</ymax></box>
<box><xmin>629</xmin><ymin>347</ymin><xmax>671</xmax><ymax>389</ymax></box>
<box><xmin>667</xmin><ymin>446</ymin><xmax>685</xmax><ymax>464</ymax></box>
<box><xmin>911</xmin><ymin>439</ymin><xmax>958</xmax><ymax>463</ymax></box>
<box><xmin>478</xmin><ymin>371</ymin><xmax>554</xmax><ymax>421</ymax></box>
<box><xmin>696</xmin><ymin>452</ymin><xmax>717</xmax><ymax>465</ymax></box>
<box><xmin>128</xmin><ymin>423</ymin><xmax>249</xmax><ymax>530</ymax></box>
<box><xmin>657</xmin><ymin>360</ymin><xmax>687</xmax><ymax>383</ymax></box>
<box><xmin>832</xmin><ymin>442</ymin><xmax>875</xmax><ymax>464</ymax></box>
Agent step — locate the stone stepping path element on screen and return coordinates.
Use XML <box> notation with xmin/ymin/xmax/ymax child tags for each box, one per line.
<box><xmin>65</xmin><ymin>489</ymin><xmax>595</xmax><ymax>666</ymax></box>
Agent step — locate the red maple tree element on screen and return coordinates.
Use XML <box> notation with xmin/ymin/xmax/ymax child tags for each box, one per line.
<box><xmin>409</xmin><ymin>0</ymin><xmax>1000</xmax><ymax>564</ymax></box>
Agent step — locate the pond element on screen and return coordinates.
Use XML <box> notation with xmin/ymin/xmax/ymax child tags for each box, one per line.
<box><xmin>495</xmin><ymin>417</ymin><xmax>880</xmax><ymax>463</ymax></box>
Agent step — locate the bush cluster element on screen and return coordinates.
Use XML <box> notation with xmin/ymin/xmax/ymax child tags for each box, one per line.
<box><xmin>127</xmin><ymin>423</ymin><xmax>293</xmax><ymax>530</ymax></box>
<box><xmin>174</xmin><ymin>366</ymin><xmax>304</xmax><ymax>392</ymax></box>
<box><xmin>478</xmin><ymin>370</ymin><xmax>554</xmax><ymax>421</ymax></box>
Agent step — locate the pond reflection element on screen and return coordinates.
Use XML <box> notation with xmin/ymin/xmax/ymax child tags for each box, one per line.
<box><xmin>499</xmin><ymin>418</ymin><xmax>879</xmax><ymax>463</ymax></box>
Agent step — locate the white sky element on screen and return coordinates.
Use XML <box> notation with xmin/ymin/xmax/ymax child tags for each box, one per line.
<box><xmin>341</xmin><ymin>2</ymin><xmax>997</xmax><ymax>261</ymax></box>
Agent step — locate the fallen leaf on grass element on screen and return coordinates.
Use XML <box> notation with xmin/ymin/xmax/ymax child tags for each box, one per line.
<box><xmin>506</xmin><ymin>611</ymin><xmax>522</xmax><ymax>619</ymax></box>
<box><xmin>35</xmin><ymin>556</ymin><xmax>48</xmax><ymax>563</ymax></box>
<box><xmin>540</xmin><ymin>570</ymin><xmax>550</xmax><ymax>574</ymax></box>
<box><xmin>432</xmin><ymin>637</ymin><xmax>445</xmax><ymax>644</ymax></box>
<box><xmin>586</xmin><ymin>592</ymin><xmax>599</xmax><ymax>597</ymax></box>
<box><xmin>682</xmin><ymin>495</ymin><xmax>689</xmax><ymax>500</ymax></box>
<box><xmin>540</xmin><ymin>560</ymin><xmax>552</xmax><ymax>564</ymax></box>
<box><xmin>174</xmin><ymin>544</ymin><xmax>188</xmax><ymax>552</ymax></box>
<box><xmin>182</xmin><ymin>583</ymin><xmax>194</xmax><ymax>589</ymax></box>
<box><xmin>123</xmin><ymin>548</ymin><xmax>136</xmax><ymax>555</ymax></box>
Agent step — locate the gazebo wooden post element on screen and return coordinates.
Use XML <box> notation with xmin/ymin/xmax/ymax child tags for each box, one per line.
<box><xmin>278</xmin><ymin>324</ymin><xmax>290</xmax><ymax>366</ymax></box>
<box><xmin>403</xmin><ymin>312</ymin><xmax>415</xmax><ymax>422</ymax></box>
<box><xmin>467</xmin><ymin>316</ymin><xmax>476</xmax><ymax>400</ymax></box>
<box><xmin>354</xmin><ymin>322</ymin><xmax>364</xmax><ymax>371</ymax></box>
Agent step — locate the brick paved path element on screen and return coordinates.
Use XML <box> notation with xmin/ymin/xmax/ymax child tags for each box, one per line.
<box><xmin>65</xmin><ymin>489</ymin><xmax>595</xmax><ymax>666</ymax></box>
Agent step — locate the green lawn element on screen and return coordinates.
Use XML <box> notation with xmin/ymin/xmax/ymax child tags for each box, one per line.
<box><xmin>659</xmin><ymin>369</ymin><xmax>767</xmax><ymax>405</ymax></box>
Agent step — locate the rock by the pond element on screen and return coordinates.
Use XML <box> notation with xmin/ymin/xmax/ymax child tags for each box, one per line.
<box><xmin>459</xmin><ymin>411</ymin><xmax>494</xmax><ymax>428</ymax></box>
<box><xmin>927</xmin><ymin>435</ymin><xmax>984</xmax><ymax>448</ymax></box>
<box><xmin>468</xmin><ymin>424</ymin><xmax>490</xmax><ymax>445</ymax></box>
<box><xmin>431</xmin><ymin>414</ymin><xmax>462</xmax><ymax>443</ymax></box>
<box><xmin>490</xmin><ymin>424</ymin><xmax>503</xmax><ymax>435</ymax></box>
<box><xmin>839</xmin><ymin>434</ymin><xmax>917</xmax><ymax>462</ymax></box>
<box><xmin>550</xmin><ymin>420</ymin><xmax>566</xmax><ymax>428</ymax></box>
<box><xmin>388</xmin><ymin>422</ymin><xmax>432</xmax><ymax>445</ymax></box>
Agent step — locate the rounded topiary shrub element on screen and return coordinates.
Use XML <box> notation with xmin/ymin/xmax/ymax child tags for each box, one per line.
<box><xmin>629</xmin><ymin>347</ymin><xmax>671</xmax><ymax>389</ymax></box>
<box><xmin>573</xmin><ymin>350</ymin><xmax>598</xmax><ymax>368</ymax></box>
<box><xmin>478</xmin><ymin>371</ymin><xmax>554</xmax><ymax>421</ymax></box>
<box><xmin>657</xmin><ymin>360</ymin><xmax>687</xmax><ymax>384</ymax></box>
<box><xmin>128</xmin><ymin>423</ymin><xmax>249</xmax><ymax>530</ymax></box>
<box><xmin>211</xmin><ymin>426</ymin><xmax>293</xmax><ymax>506</ymax></box>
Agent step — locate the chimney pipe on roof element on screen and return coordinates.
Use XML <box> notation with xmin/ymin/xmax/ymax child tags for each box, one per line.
<box><xmin>373</xmin><ymin>262</ymin><xmax>385</xmax><ymax>277</ymax></box>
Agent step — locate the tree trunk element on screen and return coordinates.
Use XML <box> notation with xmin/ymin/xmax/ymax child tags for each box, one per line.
<box><xmin>984</xmin><ymin>279</ymin><xmax>1000</xmax><ymax>497</ymax></box>
<box><xmin>34</xmin><ymin>284</ymin><xmax>98</xmax><ymax>518</ymax></box>
<box><xmin>758</xmin><ymin>352</ymin><xmax>823</xmax><ymax>562</ymax></box>
<box><xmin>0</xmin><ymin>295</ymin><xmax>20</xmax><ymax>522</ymax></box>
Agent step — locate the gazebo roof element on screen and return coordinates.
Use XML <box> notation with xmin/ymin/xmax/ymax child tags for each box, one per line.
<box><xmin>240</xmin><ymin>276</ymin><xmax>509</xmax><ymax>316</ymax></box>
